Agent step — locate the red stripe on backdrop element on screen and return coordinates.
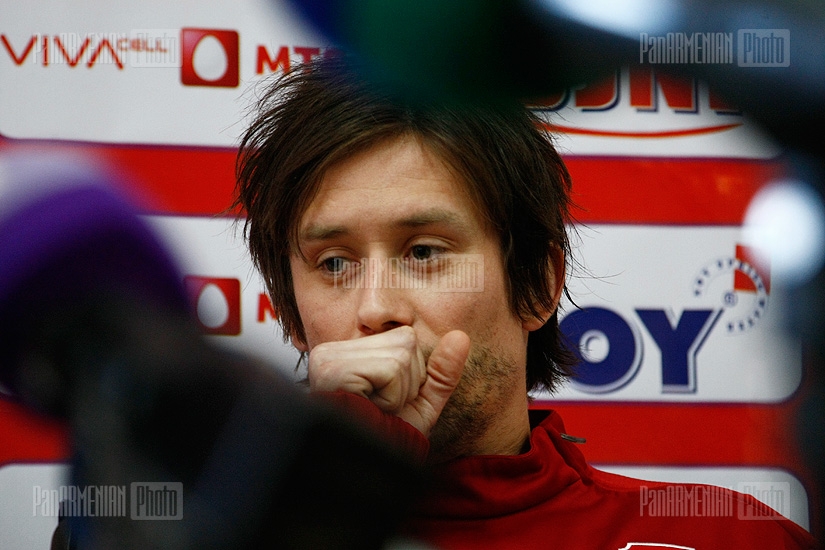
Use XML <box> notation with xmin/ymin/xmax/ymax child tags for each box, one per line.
<box><xmin>0</xmin><ymin>137</ymin><xmax>238</xmax><ymax>216</ymax></box>
<box><xmin>0</xmin><ymin>398</ymin><xmax>68</xmax><ymax>465</ymax></box>
<box><xmin>563</xmin><ymin>156</ymin><xmax>788</xmax><ymax>225</ymax></box>
<box><xmin>533</xmin><ymin>363</ymin><xmax>817</xmax><ymax>473</ymax></box>
<box><xmin>0</xmin><ymin>137</ymin><xmax>789</xmax><ymax>222</ymax></box>
<box><xmin>106</xmin><ymin>153</ymin><xmax>791</xmax><ymax>223</ymax></box>
<box><xmin>540</xmin><ymin>401</ymin><xmax>805</xmax><ymax>468</ymax></box>
<box><xmin>104</xmin><ymin>146</ymin><xmax>239</xmax><ymax>215</ymax></box>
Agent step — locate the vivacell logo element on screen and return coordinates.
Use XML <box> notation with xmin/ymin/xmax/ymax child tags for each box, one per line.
<box><xmin>180</xmin><ymin>28</ymin><xmax>239</xmax><ymax>87</ymax></box>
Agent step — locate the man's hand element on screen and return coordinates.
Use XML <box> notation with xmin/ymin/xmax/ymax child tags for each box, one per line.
<box><xmin>308</xmin><ymin>327</ymin><xmax>470</xmax><ymax>437</ymax></box>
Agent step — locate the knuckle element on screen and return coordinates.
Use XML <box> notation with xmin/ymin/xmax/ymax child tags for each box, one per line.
<box><xmin>393</xmin><ymin>325</ymin><xmax>416</xmax><ymax>345</ymax></box>
<box><xmin>307</xmin><ymin>344</ymin><xmax>328</xmax><ymax>365</ymax></box>
<box><xmin>307</xmin><ymin>367</ymin><xmax>333</xmax><ymax>390</ymax></box>
<box><xmin>390</xmin><ymin>348</ymin><xmax>412</xmax><ymax>371</ymax></box>
<box><xmin>307</xmin><ymin>348</ymin><xmax>338</xmax><ymax>387</ymax></box>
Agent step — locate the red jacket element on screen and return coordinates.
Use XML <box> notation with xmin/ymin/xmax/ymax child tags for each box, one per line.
<box><xmin>323</xmin><ymin>393</ymin><xmax>817</xmax><ymax>549</ymax></box>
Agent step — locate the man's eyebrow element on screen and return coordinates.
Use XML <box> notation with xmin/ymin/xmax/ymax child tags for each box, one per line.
<box><xmin>300</xmin><ymin>224</ymin><xmax>348</xmax><ymax>242</ymax></box>
<box><xmin>395</xmin><ymin>208</ymin><xmax>466</xmax><ymax>229</ymax></box>
<box><xmin>299</xmin><ymin>209</ymin><xmax>470</xmax><ymax>242</ymax></box>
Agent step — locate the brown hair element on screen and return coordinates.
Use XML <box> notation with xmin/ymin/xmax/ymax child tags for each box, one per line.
<box><xmin>235</xmin><ymin>56</ymin><xmax>576</xmax><ymax>393</ymax></box>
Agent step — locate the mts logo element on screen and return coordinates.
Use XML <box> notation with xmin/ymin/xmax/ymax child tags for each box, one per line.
<box><xmin>536</xmin><ymin>67</ymin><xmax>737</xmax><ymax>115</ymax></box>
<box><xmin>255</xmin><ymin>44</ymin><xmax>339</xmax><ymax>75</ymax></box>
<box><xmin>257</xmin><ymin>292</ymin><xmax>278</xmax><ymax>323</ymax></box>
<box><xmin>184</xmin><ymin>276</ymin><xmax>242</xmax><ymax>335</ymax></box>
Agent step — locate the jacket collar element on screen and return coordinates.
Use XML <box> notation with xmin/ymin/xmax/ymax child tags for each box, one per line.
<box><xmin>413</xmin><ymin>410</ymin><xmax>591</xmax><ymax>519</ymax></box>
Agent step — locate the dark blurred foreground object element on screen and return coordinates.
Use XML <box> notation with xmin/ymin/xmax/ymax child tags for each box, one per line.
<box><xmin>0</xmin><ymin>152</ymin><xmax>421</xmax><ymax>550</ymax></box>
<box><xmin>289</xmin><ymin>0</ymin><xmax>634</xmax><ymax>104</ymax></box>
<box><xmin>289</xmin><ymin>0</ymin><xmax>824</xmax><ymax>159</ymax></box>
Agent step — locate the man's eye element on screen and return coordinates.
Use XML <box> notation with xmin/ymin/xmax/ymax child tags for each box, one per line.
<box><xmin>409</xmin><ymin>245</ymin><xmax>436</xmax><ymax>261</ymax></box>
<box><xmin>321</xmin><ymin>257</ymin><xmax>347</xmax><ymax>273</ymax></box>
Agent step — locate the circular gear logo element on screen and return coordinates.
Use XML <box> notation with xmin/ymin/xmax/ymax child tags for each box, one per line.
<box><xmin>693</xmin><ymin>245</ymin><xmax>769</xmax><ymax>334</ymax></box>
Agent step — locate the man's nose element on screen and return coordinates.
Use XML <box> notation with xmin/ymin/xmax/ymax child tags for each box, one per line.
<box><xmin>355</xmin><ymin>257</ymin><xmax>414</xmax><ymax>336</ymax></box>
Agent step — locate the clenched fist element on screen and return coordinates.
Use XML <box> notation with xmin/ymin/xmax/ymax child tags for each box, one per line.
<box><xmin>307</xmin><ymin>326</ymin><xmax>470</xmax><ymax>437</ymax></box>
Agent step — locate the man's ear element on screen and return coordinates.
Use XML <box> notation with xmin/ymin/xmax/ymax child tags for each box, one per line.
<box><xmin>522</xmin><ymin>246</ymin><xmax>565</xmax><ymax>332</ymax></box>
<box><xmin>290</xmin><ymin>330</ymin><xmax>309</xmax><ymax>353</ymax></box>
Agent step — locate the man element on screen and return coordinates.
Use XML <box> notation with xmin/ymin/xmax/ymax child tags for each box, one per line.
<box><xmin>235</xmin><ymin>57</ymin><xmax>815</xmax><ymax>549</ymax></box>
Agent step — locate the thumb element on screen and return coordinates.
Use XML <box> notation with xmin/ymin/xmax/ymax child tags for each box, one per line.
<box><xmin>399</xmin><ymin>330</ymin><xmax>470</xmax><ymax>436</ymax></box>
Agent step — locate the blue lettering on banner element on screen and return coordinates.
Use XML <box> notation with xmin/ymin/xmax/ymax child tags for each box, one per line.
<box><xmin>636</xmin><ymin>309</ymin><xmax>722</xmax><ymax>393</ymax></box>
<box><xmin>561</xmin><ymin>307</ymin><xmax>643</xmax><ymax>393</ymax></box>
<box><xmin>561</xmin><ymin>307</ymin><xmax>722</xmax><ymax>394</ymax></box>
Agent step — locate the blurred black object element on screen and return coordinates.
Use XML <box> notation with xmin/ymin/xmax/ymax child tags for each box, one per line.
<box><xmin>0</xmin><ymin>153</ymin><xmax>421</xmax><ymax>550</ymax></box>
<box><xmin>288</xmin><ymin>0</ymin><xmax>634</xmax><ymax>105</ymax></box>
<box><xmin>288</xmin><ymin>0</ymin><xmax>824</xmax><ymax>158</ymax></box>
<box><xmin>51</xmin><ymin>501</ymin><xmax>78</xmax><ymax>550</ymax></box>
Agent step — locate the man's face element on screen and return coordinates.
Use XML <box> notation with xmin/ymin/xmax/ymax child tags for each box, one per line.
<box><xmin>289</xmin><ymin>134</ymin><xmax>548</xmax><ymax>459</ymax></box>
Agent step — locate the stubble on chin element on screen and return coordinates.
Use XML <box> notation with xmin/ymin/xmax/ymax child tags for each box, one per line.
<box><xmin>424</xmin><ymin>344</ymin><xmax>519</xmax><ymax>464</ymax></box>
